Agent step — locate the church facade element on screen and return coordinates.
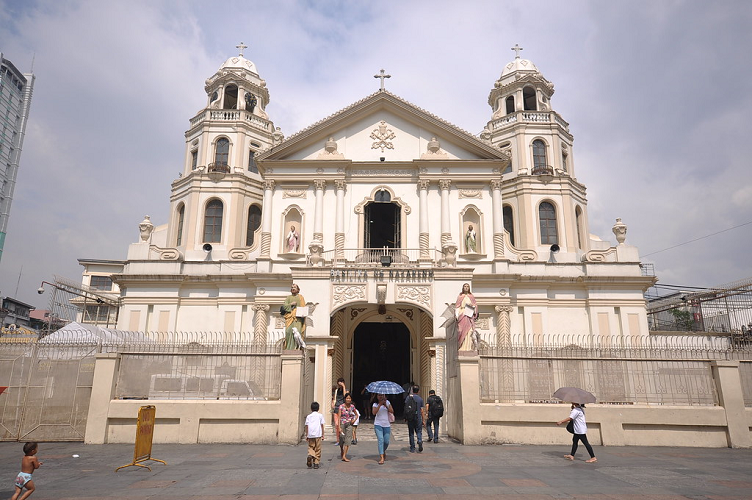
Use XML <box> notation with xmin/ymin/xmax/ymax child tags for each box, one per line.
<box><xmin>81</xmin><ymin>46</ymin><xmax>654</xmax><ymax>420</ymax></box>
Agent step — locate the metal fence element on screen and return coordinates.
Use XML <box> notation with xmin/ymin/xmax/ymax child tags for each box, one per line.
<box><xmin>480</xmin><ymin>356</ymin><xmax>718</xmax><ymax>406</ymax></box>
<box><xmin>478</xmin><ymin>333</ymin><xmax>752</xmax><ymax>360</ymax></box>
<box><xmin>0</xmin><ymin>341</ymin><xmax>96</xmax><ymax>441</ymax></box>
<box><xmin>741</xmin><ymin>361</ymin><xmax>752</xmax><ymax>407</ymax></box>
<box><xmin>479</xmin><ymin>334</ymin><xmax>752</xmax><ymax>406</ymax></box>
<box><xmin>0</xmin><ymin>330</ymin><xmax>285</xmax><ymax>440</ymax></box>
<box><xmin>102</xmin><ymin>331</ymin><xmax>284</xmax><ymax>401</ymax></box>
<box><xmin>115</xmin><ymin>348</ymin><xmax>282</xmax><ymax>401</ymax></box>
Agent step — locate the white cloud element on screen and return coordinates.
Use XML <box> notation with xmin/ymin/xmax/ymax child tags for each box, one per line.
<box><xmin>1</xmin><ymin>0</ymin><xmax>751</xmax><ymax>307</ymax></box>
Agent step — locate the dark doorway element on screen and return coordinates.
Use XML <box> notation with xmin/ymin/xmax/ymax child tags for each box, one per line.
<box><xmin>364</xmin><ymin>202</ymin><xmax>400</xmax><ymax>248</ymax></box>
<box><xmin>352</xmin><ymin>321</ymin><xmax>410</xmax><ymax>417</ymax></box>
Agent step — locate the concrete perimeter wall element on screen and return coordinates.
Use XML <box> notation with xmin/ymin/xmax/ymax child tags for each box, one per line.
<box><xmin>457</xmin><ymin>355</ymin><xmax>752</xmax><ymax>448</ymax></box>
<box><xmin>85</xmin><ymin>351</ymin><xmax>305</xmax><ymax>445</ymax></box>
<box><xmin>86</xmin><ymin>351</ymin><xmax>751</xmax><ymax>448</ymax></box>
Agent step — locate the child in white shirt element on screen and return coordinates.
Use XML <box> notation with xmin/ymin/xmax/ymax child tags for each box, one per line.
<box><xmin>304</xmin><ymin>401</ymin><xmax>325</xmax><ymax>469</ymax></box>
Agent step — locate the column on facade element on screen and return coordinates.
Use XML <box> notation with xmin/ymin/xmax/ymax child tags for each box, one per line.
<box><xmin>495</xmin><ymin>304</ymin><xmax>515</xmax><ymax>399</ymax></box>
<box><xmin>313</xmin><ymin>179</ymin><xmax>326</xmax><ymax>242</ymax></box>
<box><xmin>260</xmin><ymin>180</ymin><xmax>275</xmax><ymax>258</ymax></box>
<box><xmin>495</xmin><ymin>305</ymin><xmax>513</xmax><ymax>347</ymax></box>
<box><xmin>252</xmin><ymin>304</ymin><xmax>270</xmax><ymax>345</ymax></box>
<box><xmin>418</xmin><ymin>180</ymin><xmax>430</xmax><ymax>258</ymax></box>
<box><xmin>439</xmin><ymin>179</ymin><xmax>452</xmax><ymax>246</ymax></box>
<box><xmin>335</xmin><ymin>180</ymin><xmax>346</xmax><ymax>259</ymax></box>
<box><xmin>491</xmin><ymin>179</ymin><xmax>504</xmax><ymax>259</ymax></box>
<box><xmin>251</xmin><ymin>303</ymin><xmax>270</xmax><ymax>388</ymax></box>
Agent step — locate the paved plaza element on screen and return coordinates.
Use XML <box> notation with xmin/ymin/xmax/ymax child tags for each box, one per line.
<box><xmin>2</xmin><ymin>423</ymin><xmax>752</xmax><ymax>499</ymax></box>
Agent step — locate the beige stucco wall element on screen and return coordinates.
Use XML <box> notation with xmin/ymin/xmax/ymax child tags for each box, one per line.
<box><xmin>85</xmin><ymin>351</ymin><xmax>305</xmax><ymax>445</ymax></box>
<box><xmin>86</xmin><ymin>350</ymin><xmax>752</xmax><ymax>448</ymax></box>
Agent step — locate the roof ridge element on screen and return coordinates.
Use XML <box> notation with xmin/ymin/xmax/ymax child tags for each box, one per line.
<box><xmin>278</xmin><ymin>90</ymin><xmax>481</xmax><ymax>146</ymax></box>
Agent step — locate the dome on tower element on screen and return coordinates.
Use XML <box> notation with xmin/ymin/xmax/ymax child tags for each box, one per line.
<box><xmin>219</xmin><ymin>55</ymin><xmax>258</xmax><ymax>75</ymax></box>
<box><xmin>500</xmin><ymin>57</ymin><xmax>539</xmax><ymax>78</ymax></box>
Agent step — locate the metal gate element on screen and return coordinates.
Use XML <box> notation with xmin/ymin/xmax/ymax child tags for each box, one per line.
<box><xmin>0</xmin><ymin>342</ymin><xmax>96</xmax><ymax>441</ymax></box>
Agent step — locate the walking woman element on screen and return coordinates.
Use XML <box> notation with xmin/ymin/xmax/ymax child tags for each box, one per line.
<box><xmin>556</xmin><ymin>403</ymin><xmax>597</xmax><ymax>463</ymax></box>
<box><xmin>338</xmin><ymin>393</ymin><xmax>359</xmax><ymax>462</ymax></box>
<box><xmin>372</xmin><ymin>393</ymin><xmax>394</xmax><ymax>465</ymax></box>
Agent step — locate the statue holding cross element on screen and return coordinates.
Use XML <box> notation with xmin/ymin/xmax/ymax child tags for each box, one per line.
<box><xmin>374</xmin><ymin>69</ymin><xmax>391</xmax><ymax>91</ymax></box>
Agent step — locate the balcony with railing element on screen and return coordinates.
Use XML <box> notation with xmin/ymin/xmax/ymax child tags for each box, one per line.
<box><xmin>310</xmin><ymin>247</ymin><xmax>442</xmax><ymax>268</ymax></box>
<box><xmin>491</xmin><ymin>111</ymin><xmax>569</xmax><ymax>132</ymax></box>
<box><xmin>207</xmin><ymin>162</ymin><xmax>231</xmax><ymax>173</ymax></box>
<box><xmin>531</xmin><ymin>165</ymin><xmax>554</xmax><ymax>176</ymax></box>
<box><xmin>189</xmin><ymin>109</ymin><xmax>272</xmax><ymax>130</ymax></box>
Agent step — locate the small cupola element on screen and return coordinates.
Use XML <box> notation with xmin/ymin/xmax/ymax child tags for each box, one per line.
<box><xmin>204</xmin><ymin>42</ymin><xmax>271</xmax><ymax>119</ymax></box>
<box><xmin>488</xmin><ymin>44</ymin><xmax>555</xmax><ymax>119</ymax></box>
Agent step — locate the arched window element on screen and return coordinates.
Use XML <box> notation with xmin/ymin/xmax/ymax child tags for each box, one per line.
<box><xmin>503</xmin><ymin>205</ymin><xmax>515</xmax><ymax>246</ymax></box>
<box><xmin>246</xmin><ymin>205</ymin><xmax>262</xmax><ymax>246</ymax></box>
<box><xmin>223</xmin><ymin>84</ymin><xmax>238</xmax><ymax>109</ymax></box>
<box><xmin>248</xmin><ymin>142</ymin><xmax>261</xmax><ymax>174</ymax></box>
<box><xmin>176</xmin><ymin>203</ymin><xmax>185</xmax><ymax>246</ymax></box>
<box><xmin>204</xmin><ymin>199</ymin><xmax>223</xmax><ymax>243</ymax></box>
<box><xmin>523</xmin><ymin>86</ymin><xmax>537</xmax><ymax>111</ymax></box>
<box><xmin>215</xmin><ymin>138</ymin><xmax>229</xmax><ymax>166</ymax></box>
<box><xmin>575</xmin><ymin>206</ymin><xmax>583</xmax><ymax>249</ymax></box>
<box><xmin>539</xmin><ymin>202</ymin><xmax>558</xmax><ymax>245</ymax></box>
<box><xmin>374</xmin><ymin>189</ymin><xmax>391</xmax><ymax>203</ymax></box>
<box><xmin>505</xmin><ymin>95</ymin><xmax>515</xmax><ymax>115</ymax></box>
<box><xmin>532</xmin><ymin>139</ymin><xmax>547</xmax><ymax>172</ymax></box>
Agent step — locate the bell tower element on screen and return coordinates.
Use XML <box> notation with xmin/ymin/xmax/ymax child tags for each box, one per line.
<box><xmin>481</xmin><ymin>45</ymin><xmax>589</xmax><ymax>256</ymax></box>
<box><xmin>183</xmin><ymin>42</ymin><xmax>277</xmax><ymax>176</ymax></box>
<box><xmin>167</xmin><ymin>44</ymin><xmax>282</xmax><ymax>260</ymax></box>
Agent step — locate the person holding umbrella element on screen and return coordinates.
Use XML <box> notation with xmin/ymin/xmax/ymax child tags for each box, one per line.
<box><xmin>556</xmin><ymin>402</ymin><xmax>597</xmax><ymax>463</ymax></box>
<box><xmin>366</xmin><ymin>381</ymin><xmax>403</xmax><ymax>465</ymax></box>
<box><xmin>372</xmin><ymin>393</ymin><xmax>394</xmax><ymax>464</ymax></box>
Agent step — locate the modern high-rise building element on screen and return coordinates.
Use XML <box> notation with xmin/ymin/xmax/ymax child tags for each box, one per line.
<box><xmin>0</xmin><ymin>53</ymin><xmax>34</xmax><ymax>262</ymax></box>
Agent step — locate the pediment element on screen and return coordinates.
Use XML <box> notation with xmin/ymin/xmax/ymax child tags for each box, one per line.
<box><xmin>258</xmin><ymin>91</ymin><xmax>509</xmax><ymax>164</ymax></box>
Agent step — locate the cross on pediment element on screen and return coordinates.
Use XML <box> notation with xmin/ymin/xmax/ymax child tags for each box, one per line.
<box><xmin>374</xmin><ymin>69</ymin><xmax>391</xmax><ymax>91</ymax></box>
<box><xmin>511</xmin><ymin>44</ymin><xmax>523</xmax><ymax>59</ymax></box>
<box><xmin>236</xmin><ymin>42</ymin><xmax>248</xmax><ymax>57</ymax></box>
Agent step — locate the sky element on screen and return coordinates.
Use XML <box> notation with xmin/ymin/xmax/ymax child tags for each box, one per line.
<box><xmin>0</xmin><ymin>0</ymin><xmax>751</xmax><ymax>309</ymax></box>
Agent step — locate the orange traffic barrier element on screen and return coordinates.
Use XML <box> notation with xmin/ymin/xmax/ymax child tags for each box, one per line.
<box><xmin>115</xmin><ymin>405</ymin><xmax>167</xmax><ymax>471</ymax></box>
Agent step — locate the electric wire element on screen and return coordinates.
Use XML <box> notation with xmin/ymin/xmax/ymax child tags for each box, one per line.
<box><xmin>642</xmin><ymin>220</ymin><xmax>752</xmax><ymax>257</ymax></box>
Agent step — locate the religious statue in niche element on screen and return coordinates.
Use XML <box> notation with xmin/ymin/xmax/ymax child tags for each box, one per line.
<box><xmin>465</xmin><ymin>224</ymin><xmax>477</xmax><ymax>253</ymax></box>
<box><xmin>455</xmin><ymin>283</ymin><xmax>479</xmax><ymax>351</ymax></box>
<box><xmin>286</xmin><ymin>225</ymin><xmax>300</xmax><ymax>252</ymax></box>
<box><xmin>244</xmin><ymin>92</ymin><xmax>257</xmax><ymax>112</ymax></box>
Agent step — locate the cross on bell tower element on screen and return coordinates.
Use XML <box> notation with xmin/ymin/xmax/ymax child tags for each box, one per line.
<box><xmin>236</xmin><ymin>42</ymin><xmax>248</xmax><ymax>57</ymax></box>
<box><xmin>374</xmin><ymin>69</ymin><xmax>391</xmax><ymax>91</ymax></box>
<box><xmin>511</xmin><ymin>44</ymin><xmax>523</xmax><ymax>59</ymax></box>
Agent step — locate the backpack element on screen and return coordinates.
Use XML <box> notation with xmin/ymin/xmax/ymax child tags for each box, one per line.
<box><xmin>404</xmin><ymin>394</ymin><xmax>418</xmax><ymax>420</ymax></box>
<box><xmin>430</xmin><ymin>395</ymin><xmax>444</xmax><ymax>417</ymax></box>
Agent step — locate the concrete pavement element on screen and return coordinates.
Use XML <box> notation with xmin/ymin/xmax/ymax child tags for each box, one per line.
<box><xmin>2</xmin><ymin>423</ymin><xmax>752</xmax><ymax>499</ymax></box>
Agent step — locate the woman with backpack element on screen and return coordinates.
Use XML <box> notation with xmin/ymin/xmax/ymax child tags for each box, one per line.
<box><xmin>556</xmin><ymin>403</ymin><xmax>597</xmax><ymax>463</ymax></box>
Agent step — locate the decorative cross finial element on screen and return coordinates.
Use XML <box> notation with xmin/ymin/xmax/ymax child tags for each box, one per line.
<box><xmin>511</xmin><ymin>44</ymin><xmax>523</xmax><ymax>59</ymax></box>
<box><xmin>236</xmin><ymin>42</ymin><xmax>248</xmax><ymax>57</ymax></box>
<box><xmin>374</xmin><ymin>69</ymin><xmax>391</xmax><ymax>91</ymax></box>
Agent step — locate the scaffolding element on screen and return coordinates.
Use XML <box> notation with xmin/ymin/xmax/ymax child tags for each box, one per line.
<box><xmin>39</xmin><ymin>275</ymin><xmax>120</xmax><ymax>336</ymax></box>
<box><xmin>647</xmin><ymin>277</ymin><xmax>752</xmax><ymax>343</ymax></box>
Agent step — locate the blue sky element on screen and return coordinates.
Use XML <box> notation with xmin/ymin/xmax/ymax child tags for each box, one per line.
<box><xmin>1</xmin><ymin>0</ymin><xmax>751</xmax><ymax>308</ymax></box>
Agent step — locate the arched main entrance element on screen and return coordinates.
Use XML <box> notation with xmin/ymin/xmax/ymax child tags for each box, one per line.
<box><xmin>352</xmin><ymin>320</ymin><xmax>410</xmax><ymax>416</ymax></box>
